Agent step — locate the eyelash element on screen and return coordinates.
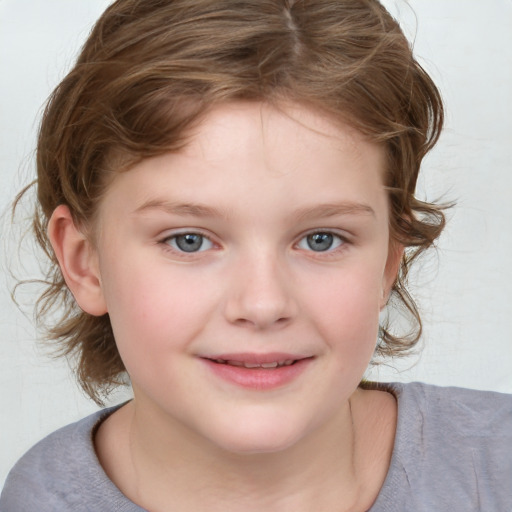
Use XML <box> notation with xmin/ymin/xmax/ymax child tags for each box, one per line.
<box><xmin>160</xmin><ymin>231</ymin><xmax>215</xmax><ymax>255</ymax></box>
<box><xmin>158</xmin><ymin>229</ymin><xmax>350</xmax><ymax>257</ymax></box>
<box><xmin>295</xmin><ymin>230</ymin><xmax>349</xmax><ymax>255</ymax></box>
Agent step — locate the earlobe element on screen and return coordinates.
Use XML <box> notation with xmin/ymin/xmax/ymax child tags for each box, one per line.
<box><xmin>380</xmin><ymin>241</ymin><xmax>404</xmax><ymax>310</ymax></box>
<box><xmin>48</xmin><ymin>204</ymin><xmax>107</xmax><ymax>316</ymax></box>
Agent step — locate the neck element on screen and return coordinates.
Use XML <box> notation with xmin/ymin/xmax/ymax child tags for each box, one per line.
<box><xmin>95</xmin><ymin>388</ymin><xmax>396</xmax><ymax>512</ymax></box>
<box><xmin>106</xmin><ymin>388</ymin><xmax>393</xmax><ymax>512</ymax></box>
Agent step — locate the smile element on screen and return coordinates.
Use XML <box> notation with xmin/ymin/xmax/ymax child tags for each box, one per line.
<box><xmin>211</xmin><ymin>359</ymin><xmax>296</xmax><ymax>369</ymax></box>
<box><xmin>201</xmin><ymin>354</ymin><xmax>313</xmax><ymax>390</ymax></box>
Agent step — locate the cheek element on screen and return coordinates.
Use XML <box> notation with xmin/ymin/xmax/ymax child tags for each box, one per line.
<box><xmin>100</xmin><ymin>256</ymin><xmax>217</xmax><ymax>361</ymax></box>
<box><xmin>304</xmin><ymin>266</ymin><xmax>383</xmax><ymax>347</ymax></box>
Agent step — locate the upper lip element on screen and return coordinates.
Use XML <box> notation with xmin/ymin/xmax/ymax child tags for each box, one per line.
<box><xmin>200</xmin><ymin>352</ymin><xmax>312</xmax><ymax>365</ymax></box>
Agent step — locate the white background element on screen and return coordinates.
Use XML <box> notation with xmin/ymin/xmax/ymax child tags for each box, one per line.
<box><xmin>1</xmin><ymin>0</ymin><xmax>511</xmax><ymax>489</ymax></box>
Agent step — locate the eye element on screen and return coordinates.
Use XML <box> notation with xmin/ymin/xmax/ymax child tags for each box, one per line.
<box><xmin>165</xmin><ymin>233</ymin><xmax>214</xmax><ymax>253</ymax></box>
<box><xmin>297</xmin><ymin>232</ymin><xmax>345</xmax><ymax>252</ymax></box>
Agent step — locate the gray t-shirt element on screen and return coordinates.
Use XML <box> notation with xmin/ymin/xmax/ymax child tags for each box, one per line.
<box><xmin>1</xmin><ymin>382</ymin><xmax>511</xmax><ymax>511</ymax></box>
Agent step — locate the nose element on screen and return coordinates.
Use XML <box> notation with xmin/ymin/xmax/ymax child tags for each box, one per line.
<box><xmin>224</xmin><ymin>253</ymin><xmax>298</xmax><ymax>330</ymax></box>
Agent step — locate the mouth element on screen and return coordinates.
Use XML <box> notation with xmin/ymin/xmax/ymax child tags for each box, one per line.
<box><xmin>200</xmin><ymin>353</ymin><xmax>313</xmax><ymax>389</ymax></box>
<box><xmin>207</xmin><ymin>358</ymin><xmax>298</xmax><ymax>369</ymax></box>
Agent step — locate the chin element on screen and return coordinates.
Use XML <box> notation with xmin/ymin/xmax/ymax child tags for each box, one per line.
<box><xmin>205</xmin><ymin>414</ymin><xmax>310</xmax><ymax>456</ymax></box>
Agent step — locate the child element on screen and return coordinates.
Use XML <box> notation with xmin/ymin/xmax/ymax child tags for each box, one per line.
<box><xmin>1</xmin><ymin>0</ymin><xmax>511</xmax><ymax>510</ymax></box>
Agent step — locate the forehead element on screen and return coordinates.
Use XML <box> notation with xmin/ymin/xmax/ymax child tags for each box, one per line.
<box><xmin>97</xmin><ymin>101</ymin><xmax>388</xmax><ymax>227</ymax></box>
<box><xmin>182</xmin><ymin>102</ymin><xmax>383</xmax><ymax>170</ymax></box>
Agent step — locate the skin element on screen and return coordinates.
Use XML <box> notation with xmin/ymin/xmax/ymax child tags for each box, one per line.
<box><xmin>49</xmin><ymin>102</ymin><xmax>401</xmax><ymax>511</ymax></box>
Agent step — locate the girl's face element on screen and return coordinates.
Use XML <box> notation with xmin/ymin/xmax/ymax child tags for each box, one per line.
<box><xmin>93</xmin><ymin>102</ymin><xmax>399</xmax><ymax>454</ymax></box>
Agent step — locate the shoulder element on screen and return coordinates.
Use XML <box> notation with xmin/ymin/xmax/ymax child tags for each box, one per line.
<box><xmin>372</xmin><ymin>382</ymin><xmax>512</xmax><ymax>511</ymax></box>
<box><xmin>393</xmin><ymin>381</ymin><xmax>512</xmax><ymax>439</ymax></box>
<box><xmin>0</xmin><ymin>404</ymin><xmax>140</xmax><ymax>512</ymax></box>
<box><xmin>392</xmin><ymin>382</ymin><xmax>512</xmax><ymax>464</ymax></box>
<box><xmin>395</xmin><ymin>383</ymin><xmax>512</xmax><ymax>448</ymax></box>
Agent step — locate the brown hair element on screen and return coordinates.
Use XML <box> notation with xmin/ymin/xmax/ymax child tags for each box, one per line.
<box><xmin>25</xmin><ymin>0</ymin><xmax>445</xmax><ymax>403</ymax></box>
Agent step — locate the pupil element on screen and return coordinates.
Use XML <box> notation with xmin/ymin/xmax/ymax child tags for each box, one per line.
<box><xmin>176</xmin><ymin>234</ymin><xmax>202</xmax><ymax>252</ymax></box>
<box><xmin>307</xmin><ymin>233</ymin><xmax>333</xmax><ymax>251</ymax></box>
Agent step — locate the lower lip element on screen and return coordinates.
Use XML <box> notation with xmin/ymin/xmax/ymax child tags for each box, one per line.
<box><xmin>201</xmin><ymin>358</ymin><xmax>312</xmax><ymax>390</ymax></box>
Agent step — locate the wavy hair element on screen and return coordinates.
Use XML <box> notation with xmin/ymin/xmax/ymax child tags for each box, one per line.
<box><xmin>20</xmin><ymin>0</ymin><xmax>445</xmax><ymax>403</ymax></box>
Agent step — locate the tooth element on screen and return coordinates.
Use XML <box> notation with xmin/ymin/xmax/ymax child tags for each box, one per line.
<box><xmin>214</xmin><ymin>359</ymin><xmax>298</xmax><ymax>368</ymax></box>
<box><xmin>244</xmin><ymin>362</ymin><xmax>261</xmax><ymax>368</ymax></box>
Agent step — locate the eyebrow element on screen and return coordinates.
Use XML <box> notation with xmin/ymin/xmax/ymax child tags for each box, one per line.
<box><xmin>293</xmin><ymin>202</ymin><xmax>376</xmax><ymax>222</ymax></box>
<box><xmin>132</xmin><ymin>199</ymin><xmax>375</xmax><ymax>220</ymax></box>
<box><xmin>133</xmin><ymin>199</ymin><xmax>225</xmax><ymax>219</ymax></box>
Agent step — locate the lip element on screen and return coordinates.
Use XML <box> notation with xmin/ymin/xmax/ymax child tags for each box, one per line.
<box><xmin>199</xmin><ymin>353</ymin><xmax>313</xmax><ymax>390</ymax></box>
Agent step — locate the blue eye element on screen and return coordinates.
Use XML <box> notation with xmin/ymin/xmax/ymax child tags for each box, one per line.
<box><xmin>298</xmin><ymin>232</ymin><xmax>344</xmax><ymax>252</ymax></box>
<box><xmin>166</xmin><ymin>233</ymin><xmax>213</xmax><ymax>253</ymax></box>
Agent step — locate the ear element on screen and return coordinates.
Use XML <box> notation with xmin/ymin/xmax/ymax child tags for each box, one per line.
<box><xmin>380</xmin><ymin>241</ymin><xmax>404</xmax><ymax>310</ymax></box>
<box><xmin>48</xmin><ymin>205</ymin><xmax>107</xmax><ymax>316</ymax></box>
